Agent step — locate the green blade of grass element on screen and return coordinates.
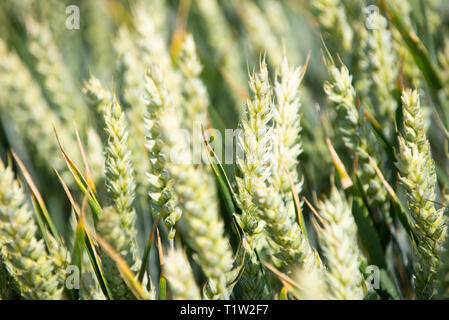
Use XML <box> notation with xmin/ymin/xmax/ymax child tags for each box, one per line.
<box><xmin>158</xmin><ymin>276</ymin><xmax>166</xmax><ymax>300</ymax></box>
<box><xmin>201</xmin><ymin>125</ymin><xmax>238</xmax><ymax>216</ymax></box>
<box><xmin>54</xmin><ymin>168</ymin><xmax>113</xmax><ymax>300</ymax></box>
<box><xmin>352</xmin><ymin>196</ymin><xmax>386</xmax><ymax>269</ymax></box>
<box><xmin>378</xmin><ymin>268</ymin><xmax>400</xmax><ymax>300</ymax></box>
<box><xmin>53</xmin><ymin>126</ymin><xmax>103</xmax><ymax>218</ymax></box>
<box><xmin>366</xmin><ymin>156</ymin><xmax>418</xmax><ymax>246</ymax></box>
<box><xmin>381</xmin><ymin>0</ymin><xmax>448</xmax><ymax>126</ymax></box>
<box><xmin>70</xmin><ymin>220</ymin><xmax>85</xmax><ymax>300</ymax></box>
<box><xmin>381</xmin><ymin>0</ymin><xmax>442</xmax><ymax>90</ymax></box>
<box><xmin>83</xmin><ymin>224</ymin><xmax>113</xmax><ymax>300</ymax></box>
<box><xmin>352</xmin><ymin>186</ymin><xmax>401</xmax><ymax>300</ymax></box>
<box><xmin>96</xmin><ymin>235</ymin><xmax>150</xmax><ymax>300</ymax></box>
<box><xmin>11</xmin><ymin>151</ymin><xmax>59</xmax><ymax>241</ymax></box>
<box><xmin>74</xmin><ymin>127</ymin><xmax>97</xmax><ymax>195</ymax></box>
<box><xmin>282</xmin><ymin>161</ymin><xmax>308</xmax><ymax>239</ymax></box>
<box><xmin>138</xmin><ymin>217</ymin><xmax>160</xmax><ymax>283</ymax></box>
<box><xmin>279</xmin><ymin>286</ymin><xmax>288</xmax><ymax>300</ymax></box>
<box><xmin>254</xmin><ymin>248</ymin><xmax>272</xmax><ymax>294</ymax></box>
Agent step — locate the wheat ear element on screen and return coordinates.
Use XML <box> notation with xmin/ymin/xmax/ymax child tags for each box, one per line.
<box><xmin>0</xmin><ymin>161</ymin><xmax>65</xmax><ymax>299</ymax></box>
<box><xmin>164</xmin><ymin>249</ymin><xmax>201</xmax><ymax>300</ymax></box>
<box><xmin>395</xmin><ymin>89</ymin><xmax>447</xmax><ymax>299</ymax></box>
<box><xmin>316</xmin><ymin>186</ymin><xmax>365</xmax><ymax>300</ymax></box>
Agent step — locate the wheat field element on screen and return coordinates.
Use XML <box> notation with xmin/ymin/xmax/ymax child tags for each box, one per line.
<box><xmin>0</xmin><ymin>0</ymin><xmax>449</xmax><ymax>300</ymax></box>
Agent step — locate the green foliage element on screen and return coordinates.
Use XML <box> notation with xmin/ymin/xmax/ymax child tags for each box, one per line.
<box><xmin>0</xmin><ymin>0</ymin><xmax>449</xmax><ymax>300</ymax></box>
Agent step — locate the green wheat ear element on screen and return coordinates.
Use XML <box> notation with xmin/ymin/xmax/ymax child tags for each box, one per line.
<box><xmin>146</xmin><ymin>62</ymin><xmax>234</xmax><ymax>299</ymax></box>
<box><xmin>358</xmin><ymin>12</ymin><xmax>397</xmax><ymax>138</ymax></box>
<box><xmin>0</xmin><ymin>160</ymin><xmax>65</xmax><ymax>299</ymax></box>
<box><xmin>24</xmin><ymin>16</ymin><xmax>88</xmax><ymax>126</ymax></box>
<box><xmin>311</xmin><ymin>0</ymin><xmax>353</xmax><ymax>53</ymax></box>
<box><xmin>103</xmin><ymin>97</ymin><xmax>140</xmax><ymax>263</ymax></box>
<box><xmin>236</xmin><ymin>58</ymin><xmax>320</xmax><ymax>272</ymax></box>
<box><xmin>0</xmin><ymin>39</ymin><xmax>74</xmax><ymax>175</ymax></box>
<box><xmin>316</xmin><ymin>185</ymin><xmax>365</xmax><ymax>300</ymax></box>
<box><xmin>324</xmin><ymin>62</ymin><xmax>390</xmax><ymax>222</ymax></box>
<box><xmin>99</xmin><ymin>97</ymin><xmax>142</xmax><ymax>299</ymax></box>
<box><xmin>164</xmin><ymin>249</ymin><xmax>201</xmax><ymax>300</ymax></box>
<box><xmin>395</xmin><ymin>89</ymin><xmax>447</xmax><ymax>299</ymax></box>
<box><xmin>144</xmin><ymin>64</ymin><xmax>182</xmax><ymax>240</ymax></box>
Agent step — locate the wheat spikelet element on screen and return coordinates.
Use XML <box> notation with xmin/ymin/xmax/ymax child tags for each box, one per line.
<box><xmin>176</xmin><ymin>34</ymin><xmax>209</xmax><ymax>131</ymax></box>
<box><xmin>271</xmin><ymin>56</ymin><xmax>305</xmax><ymax>221</ymax></box>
